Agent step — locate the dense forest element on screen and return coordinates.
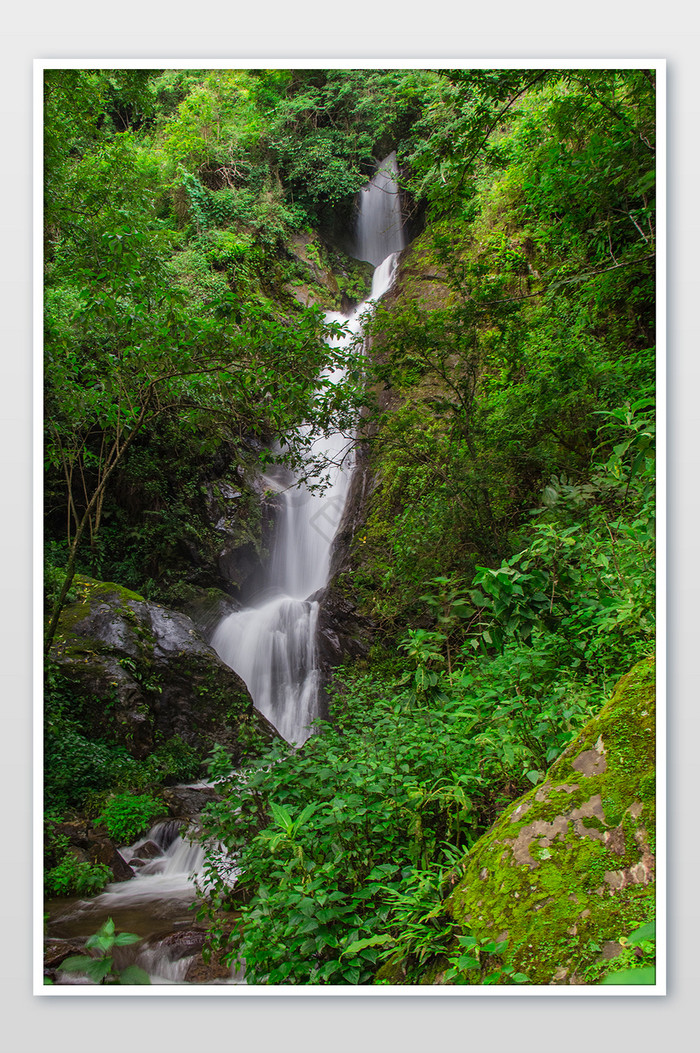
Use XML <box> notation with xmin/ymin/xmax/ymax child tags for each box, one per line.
<box><xmin>43</xmin><ymin>67</ymin><xmax>657</xmax><ymax>988</ymax></box>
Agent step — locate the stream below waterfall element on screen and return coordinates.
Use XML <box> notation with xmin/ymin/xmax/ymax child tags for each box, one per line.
<box><xmin>45</xmin><ymin>153</ymin><xmax>405</xmax><ymax>986</ymax></box>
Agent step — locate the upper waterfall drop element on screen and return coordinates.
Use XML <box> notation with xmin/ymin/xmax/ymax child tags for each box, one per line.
<box><xmin>211</xmin><ymin>154</ymin><xmax>405</xmax><ymax>746</ymax></box>
<box><xmin>354</xmin><ymin>151</ymin><xmax>405</xmax><ymax>268</ymax></box>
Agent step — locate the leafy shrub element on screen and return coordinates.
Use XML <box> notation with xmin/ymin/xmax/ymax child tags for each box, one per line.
<box><xmin>196</xmin><ymin>659</ymin><xmax>554</xmax><ymax>984</ymax></box>
<box><xmin>204</xmin><ymin>742</ymin><xmax>235</xmax><ymax>782</ymax></box>
<box><xmin>58</xmin><ymin>917</ymin><xmax>150</xmax><ymax>985</ymax></box>
<box><xmin>445</xmin><ymin>935</ymin><xmax>529</xmax><ymax>985</ymax></box>
<box><xmin>44</xmin><ymin>724</ymin><xmax>147</xmax><ymax>810</ymax></box>
<box><xmin>146</xmin><ymin>736</ymin><xmax>202</xmax><ymax>784</ymax></box>
<box><xmin>589</xmin><ymin>921</ymin><xmax>656</xmax><ymax>985</ymax></box>
<box><xmin>99</xmin><ymin>793</ymin><xmax>163</xmax><ymax>845</ymax></box>
<box><xmin>45</xmin><ymin>856</ymin><xmax>112</xmax><ymax>898</ymax></box>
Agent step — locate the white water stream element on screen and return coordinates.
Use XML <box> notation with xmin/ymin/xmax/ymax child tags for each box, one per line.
<box><xmin>47</xmin><ymin>153</ymin><xmax>405</xmax><ymax>985</ymax></box>
<box><xmin>211</xmin><ymin>152</ymin><xmax>405</xmax><ymax>746</ymax></box>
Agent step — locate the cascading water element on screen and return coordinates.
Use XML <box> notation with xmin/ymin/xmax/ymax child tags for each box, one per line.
<box><xmin>355</xmin><ymin>150</ymin><xmax>406</xmax><ymax>267</ymax></box>
<box><xmin>45</xmin><ymin>153</ymin><xmax>406</xmax><ymax>986</ymax></box>
<box><xmin>212</xmin><ymin>152</ymin><xmax>405</xmax><ymax>746</ymax></box>
<box><xmin>47</xmin><ymin>816</ymin><xmax>240</xmax><ymax>985</ymax></box>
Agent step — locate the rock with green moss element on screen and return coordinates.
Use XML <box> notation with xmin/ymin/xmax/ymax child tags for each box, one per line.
<box><xmin>424</xmin><ymin>660</ymin><xmax>656</xmax><ymax>985</ymax></box>
<box><xmin>51</xmin><ymin>576</ymin><xmax>276</xmax><ymax>764</ymax></box>
<box><xmin>283</xmin><ymin>232</ymin><xmax>373</xmax><ymax>311</ymax></box>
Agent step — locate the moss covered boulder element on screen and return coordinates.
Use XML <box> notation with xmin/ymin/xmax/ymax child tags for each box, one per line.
<box><xmin>432</xmin><ymin>660</ymin><xmax>656</xmax><ymax>985</ymax></box>
<box><xmin>50</xmin><ymin>576</ymin><xmax>276</xmax><ymax>763</ymax></box>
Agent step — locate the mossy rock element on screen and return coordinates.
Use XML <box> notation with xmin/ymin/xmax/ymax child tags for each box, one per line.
<box><xmin>50</xmin><ymin>576</ymin><xmax>275</xmax><ymax>764</ymax></box>
<box><xmin>283</xmin><ymin>232</ymin><xmax>373</xmax><ymax>311</ymax></box>
<box><xmin>425</xmin><ymin>659</ymin><xmax>656</xmax><ymax>986</ymax></box>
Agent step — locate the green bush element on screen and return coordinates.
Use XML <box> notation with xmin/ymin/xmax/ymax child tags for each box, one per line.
<box><xmin>44</xmin><ymin>724</ymin><xmax>147</xmax><ymax>810</ymax></box>
<box><xmin>99</xmin><ymin>793</ymin><xmax>163</xmax><ymax>845</ymax></box>
<box><xmin>45</xmin><ymin>856</ymin><xmax>112</xmax><ymax>898</ymax></box>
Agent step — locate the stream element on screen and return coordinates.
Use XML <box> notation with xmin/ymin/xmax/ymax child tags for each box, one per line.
<box><xmin>45</xmin><ymin>153</ymin><xmax>405</xmax><ymax>985</ymax></box>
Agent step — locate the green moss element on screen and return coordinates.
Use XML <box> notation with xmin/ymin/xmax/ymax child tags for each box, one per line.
<box><xmin>52</xmin><ymin>576</ymin><xmax>146</xmax><ymax>649</ymax></box>
<box><xmin>431</xmin><ymin>659</ymin><xmax>656</xmax><ymax>985</ymax></box>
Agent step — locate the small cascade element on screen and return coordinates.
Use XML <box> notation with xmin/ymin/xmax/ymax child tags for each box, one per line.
<box><xmin>212</xmin><ymin>152</ymin><xmax>405</xmax><ymax>746</ymax></box>
<box><xmin>47</xmin><ymin>817</ymin><xmax>240</xmax><ymax>985</ymax></box>
<box><xmin>50</xmin><ymin>821</ymin><xmax>209</xmax><ymax>928</ymax></box>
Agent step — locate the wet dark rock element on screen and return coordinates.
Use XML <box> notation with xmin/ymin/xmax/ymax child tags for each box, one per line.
<box><xmin>50</xmin><ymin>577</ymin><xmax>276</xmax><ymax>766</ymax></box>
<box><xmin>159</xmin><ymin>929</ymin><xmax>206</xmax><ymax>961</ymax></box>
<box><xmin>184</xmin><ymin>952</ymin><xmax>233</xmax><ymax>984</ymax></box>
<box><xmin>316</xmin><ymin>436</ymin><xmax>377</xmax><ymax>675</ymax></box>
<box><xmin>65</xmin><ymin>845</ymin><xmax>90</xmax><ymax>866</ymax></box>
<box><xmin>132</xmin><ymin>839</ymin><xmax>162</xmax><ymax>860</ymax></box>
<box><xmin>183</xmin><ymin>589</ymin><xmax>241</xmax><ymax>644</ymax></box>
<box><xmin>50</xmin><ymin>818</ymin><xmax>91</xmax><ymax>853</ymax></box>
<box><xmin>88</xmin><ymin>838</ymin><xmax>135</xmax><ymax>882</ymax></box>
<box><xmin>316</xmin><ymin>589</ymin><xmax>373</xmax><ymax>668</ymax></box>
<box><xmin>48</xmin><ymin>818</ymin><xmax>135</xmax><ymax>882</ymax></box>
<box><xmin>44</xmin><ymin>937</ymin><xmax>86</xmax><ymax>974</ymax></box>
<box><xmin>151</xmin><ymin>819</ymin><xmax>183</xmax><ymax>850</ymax></box>
<box><xmin>203</xmin><ymin>474</ymin><xmax>281</xmax><ymax>598</ymax></box>
<box><xmin>217</xmin><ymin>541</ymin><xmax>263</xmax><ymax>596</ymax></box>
<box><xmin>161</xmin><ymin>785</ymin><xmax>222</xmax><ymax>819</ymax></box>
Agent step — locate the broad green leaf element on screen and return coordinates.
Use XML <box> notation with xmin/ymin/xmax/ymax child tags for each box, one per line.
<box><xmin>341</xmin><ymin>934</ymin><xmax>395</xmax><ymax>958</ymax></box>
<box><xmin>58</xmin><ymin>955</ymin><xmax>93</xmax><ymax>973</ymax></box>
<box><xmin>117</xmin><ymin>964</ymin><xmax>152</xmax><ymax>985</ymax></box>
<box><xmin>84</xmin><ymin>957</ymin><xmax>113</xmax><ymax>983</ymax></box>
<box><xmin>601</xmin><ymin>966</ymin><xmax>656</xmax><ymax>985</ymax></box>
<box><xmin>114</xmin><ymin>932</ymin><xmax>143</xmax><ymax>946</ymax></box>
<box><xmin>627</xmin><ymin>921</ymin><xmax>655</xmax><ymax>945</ymax></box>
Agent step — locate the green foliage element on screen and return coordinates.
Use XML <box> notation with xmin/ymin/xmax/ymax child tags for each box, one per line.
<box><xmin>98</xmin><ymin>793</ymin><xmax>163</xmax><ymax>844</ymax></box>
<box><xmin>593</xmin><ymin>921</ymin><xmax>656</xmax><ymax>985</ymax></box>
<box><xmin>44</xmin><ymin>661</ymin><xmax>202</xmax><ymax>811</ymax></box>
<box><xmin>43</xmin><ymin>67</ymin><xmax>655</xmax><ymax>988</ymax></box>
<box><xmin>44</xmin><ymin>855</ymin><xmax>112</xmax><ymax>898</ymax></box>
<box><xmin>195</xmin><ymin>393</ymin><xmax>654</xmax><ymax>984</ymax></box>
<box><xmin>196</xmin><ymin>648</ymin><xmax>579</xmax><ymax>983</ymax></box>
<box><xmin>45</xmin><ymin>721</ymin><xmax>144</xmax><ymax>811</ymax></box>
<box><xmin>354</xmin><ymin>67</ymin><xmax>654</xmax><ymax>639</ymax></box>
<box><xmin>204</xmin><ymin>742</ymin><xmax>235</xmax><ymax>782</ymax></box>
<box><xmin>263</xmin><ymin>69</ymin><xmax>433</xmax><ymax>224</ymax></box>
<box><xmin>43</xmin><ymin>67</ymin><xmax>372</xmax><ymax>650</ymax></box>
<box><xmin>445</xmin><ymin>935</ymin><xmax>529</xmax><ymax>985</ymax></box>
<box><xmin>58</xmin><ymin>917</ymin><xmax>151</xmax><ymax>985</ymax></box>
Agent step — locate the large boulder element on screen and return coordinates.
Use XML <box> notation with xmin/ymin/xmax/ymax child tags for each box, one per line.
<box><xmin>283</xmin><ymin>232</ymin><xmax>373</xmax><ymax>311</ymax></box>
<box><xmin>202</xmin><ymin>470</ymin><xmax>281</xmax><ymax>599</ymax></box>
<box><xmin>50</xmin><ymin>577</ymin><xmax>276</xmax><ymax>764</ymax></box>
<box><xmin>416</xmin><ymin>659</ymin><xmax>656</xmax><ymax>986</ymax></box>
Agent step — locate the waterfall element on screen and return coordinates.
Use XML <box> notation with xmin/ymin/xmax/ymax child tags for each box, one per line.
<box><xmin>355</xmin><ymin>151</ymin><xmax>405</xmax><ymax>266</ymax></box>
<box><xmin>212</xmin><ymin>153</ymin><xmax>405</xmax><ymax>746</ymax></box>
<box><xmin>48</xmin><ymin>819</ymin><xmax>241</xmax><ymax>985</ymax></box>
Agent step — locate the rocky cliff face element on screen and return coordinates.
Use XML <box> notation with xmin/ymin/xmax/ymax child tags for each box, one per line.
<box><xmin>315</xmin><ymin>432</ymin><xmax>378</xmax><ymax>679</ymax></box>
